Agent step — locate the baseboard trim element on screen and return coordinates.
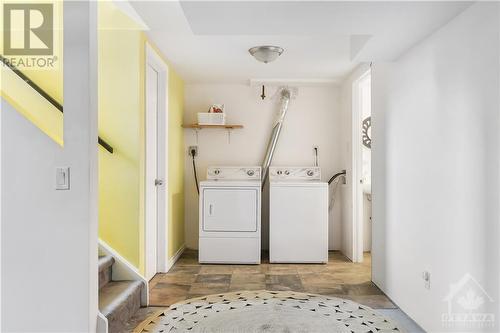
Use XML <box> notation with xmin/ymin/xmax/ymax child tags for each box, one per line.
<box><xmin>97</xmin><ymin>311</ymin><xmax>108</xmax><ymax>333</ymax></box>
<box><xmin>98</xmin><ymin>239</ymin><xmax>149</xmax><ymax>306</ymax></box>
<box><xmin>167</xmin><ymin>245</ymin><xmax>185</xmax><ymax>272</ymax></box>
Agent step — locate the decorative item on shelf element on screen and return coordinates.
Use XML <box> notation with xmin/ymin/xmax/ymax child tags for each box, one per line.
<box><xmin>362</xmin><ymin>116</ymin><xmax>371</xmax><ymax>149</ymax></box>
<box><xmin>197</xmin><ymin>104</ymin><xmax>226</xmax><ymax>125</ymax></box>
<box><xmin>187</xmin><ymin>105</ymin><xmax>242</xmax><ymax>143</ymax></box>
<box><xmin>198</xmin><ymin>113</ymin><xmax>226</xmax><ymax>125</ymax></box>
<box><xmin>209</xmin><ymin>104</ymin><xmax>224</xmax><ymax>113</ymax></box>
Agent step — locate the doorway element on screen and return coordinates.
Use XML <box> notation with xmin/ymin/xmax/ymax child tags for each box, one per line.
<box><xmin>145</xmin><ymin>44</ymin><xmax>169</xmax><ymax>280</ymax></box>
<box><xmin>351</xmin><ymin>69</ymin><xmax>371</xmax><ymax>263</ymax></box>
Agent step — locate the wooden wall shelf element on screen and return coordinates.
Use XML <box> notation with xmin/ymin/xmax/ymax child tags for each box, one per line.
<box><xmin>182</xmin><ymin>124</ymin><xmax>243</xmax><ymax>143</ymax></box>
<box><xmin>182</xmin><ymin>124</ymin><xmax>243</xmax><ymax>129</ymax></box>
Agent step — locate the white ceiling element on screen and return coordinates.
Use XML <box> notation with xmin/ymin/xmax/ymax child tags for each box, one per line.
<box><xmin>130</xmin><ymin>1</ymin><xmax>471</xmax><ymax>84</ymax></box>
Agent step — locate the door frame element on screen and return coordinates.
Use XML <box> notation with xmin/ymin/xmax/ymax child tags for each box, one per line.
<box><xmin>351</xmin><ymin>69</ymin><xmax>371</xmax><ymax>263</ymax></box>
<box><xmin>145</xmin><ymin>44</ymin><xmax>169</xmax><ymax>279</ymax></box>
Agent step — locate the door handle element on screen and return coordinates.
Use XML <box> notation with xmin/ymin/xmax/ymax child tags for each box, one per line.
<box><xmin>209</xmin><ymin>204</ymin><xmax>214</xmax><ymax>216</ymax></box>
<box><xmin>155</xmin><ymin>179</ymin><xmax>164</xmax><ymax>186</ymax></box>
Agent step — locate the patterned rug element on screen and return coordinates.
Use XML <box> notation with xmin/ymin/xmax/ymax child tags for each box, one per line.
<box><xmin>134</xmin><ymin>291</ymin><xmax>403</xmax><ymax>333</ymax></box>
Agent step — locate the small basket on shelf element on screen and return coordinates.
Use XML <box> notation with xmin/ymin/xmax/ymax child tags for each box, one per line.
<box><xmin>197</xmin><ymin>104</ymin><xmax>226</xmax><ymax>125</ymax></box>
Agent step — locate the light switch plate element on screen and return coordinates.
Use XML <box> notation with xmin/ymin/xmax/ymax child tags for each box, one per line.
<box><xmin>56</xmin><ymin>167</ymin><xmax>70</xmax><ymax>190</ymax></box>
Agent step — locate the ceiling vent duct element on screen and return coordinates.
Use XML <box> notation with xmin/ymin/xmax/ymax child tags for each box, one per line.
<box><xmin>261</xmin><ymin>87</ymin><xmax>294</xmax><ymax>186</ymax></box>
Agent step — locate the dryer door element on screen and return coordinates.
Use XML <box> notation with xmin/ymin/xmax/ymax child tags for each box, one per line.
<box><xmin>203</xmin><ymin>188</ymin><xmax>257</xmax><ymax>232</ymax></box>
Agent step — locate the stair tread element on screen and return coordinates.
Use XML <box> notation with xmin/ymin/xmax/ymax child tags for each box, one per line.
<box><xmin>99</xmin><ymin>280</ymin><xmax>143</xmax><ymax>317</ymax></box>
<box><xmin>98</xmin><ymin>255</ymin><xmax>115</xmax><ymax>274</ymax></box>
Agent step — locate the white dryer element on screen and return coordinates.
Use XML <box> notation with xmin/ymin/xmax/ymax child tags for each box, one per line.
<box><xmin>199</xmin><ymin>166</ymin><xmax>261</xmax><ymax>264</ymax></box>
<box><xmin>269</xmin><ymin>167</ymin><xmax>328</xmax><ymax>263</ymax></box>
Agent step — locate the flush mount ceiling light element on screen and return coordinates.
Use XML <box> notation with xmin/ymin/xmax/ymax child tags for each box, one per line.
<box><xmin>249</xmin><ymin>46</ymin><xmax>284</xmax><ymax>64</ymax></box>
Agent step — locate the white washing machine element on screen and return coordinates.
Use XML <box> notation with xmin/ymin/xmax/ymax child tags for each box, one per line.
<box><xmin>199</xmin><ymin>166</ymin><xmax>261</xmax><ymax>264</ymax></box>
<box><xmin>269</xmin><ymin>167</ymin><xmax>328</xmax><ymax>263</ymax></box>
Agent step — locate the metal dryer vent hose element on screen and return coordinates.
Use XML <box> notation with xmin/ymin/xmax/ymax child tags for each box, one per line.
<box><xmin>261</xmin><ymin>87</ymin><xmax>292</xmax><ymax>187</ymax></box>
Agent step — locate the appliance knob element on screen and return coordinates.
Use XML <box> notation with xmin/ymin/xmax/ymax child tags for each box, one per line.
<box><xmin>214</xmin><ymin>169</ymin><xmax>220</xmax><ymax>175</ymax></box>
<box><xmin>284</xmin><ymin>170</ymin><xmax>290</xmax><ymax>176</ymax></box>
<box><xmin>247</xmin><ymin>170</ymin><xmax>255</xmax><ymax>176</ymax></box>
<box><xmin>277</xmin><ymin>170</ymin><xmax>283</xmax><ymax>175</ymax></box>
<box><xmin>307</xmin><ymin>170</ymin><xmax>314</xmax><ymax>177</ymax></box>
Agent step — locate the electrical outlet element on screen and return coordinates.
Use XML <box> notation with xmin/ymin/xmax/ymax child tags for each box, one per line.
<box><xmin>422</xmin><ymin>271</ymin><xmax>431</xmax><ymax>290</ymax></box>
<box><xmin>189</xmin><ymin>146</ymin><xmax>198</xmax><ymax>157</ymax></box>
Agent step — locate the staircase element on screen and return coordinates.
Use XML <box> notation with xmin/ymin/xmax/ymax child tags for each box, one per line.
<box><xmin>99</xmin><ymin>255</ymin><xmax>145</xmax><ymax>333</ymax></box>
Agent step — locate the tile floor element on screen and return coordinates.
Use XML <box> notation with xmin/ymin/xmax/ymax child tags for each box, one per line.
<box><xmin>148</xmin><ymin>250</ymin><xmax>394</xmax><ymax>308</ymax></box>
<box><xmin>126</xmin><ymin>250</ymin><xmax>424</xmax><ymax>332</ymax></box>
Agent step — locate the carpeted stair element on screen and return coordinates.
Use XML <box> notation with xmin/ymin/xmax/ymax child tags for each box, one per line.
<box><xmin>99</xmin><ymin>255</ymin><xmax>144</xmax><ymax>333</ymax></box>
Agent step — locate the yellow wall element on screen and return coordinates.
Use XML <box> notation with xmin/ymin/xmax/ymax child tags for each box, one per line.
<box><xmin>0</xmin><ymin>0</ymin><xmax>63</xmax><ymax>145</ymax></box>
<box><xmin>167</xmin><ymin>64</ymin><xmax>186</xmax><ymax>257</ymax></box>
<box><xmin>98</xmin><ymin>2</ymin><xmax>185</xmax><ymax>273</ymax></box>
<box><xmin>1</xmin><ymin>67</ymin><xmax>63</xmax><ymax>145</ymax></box>
<box><xmin>98</xmin><ymin>2</ymin><xmax>144</xmax><ymax>267</ymax></box>
<box><xmin>1</xmin><ymin>0</ymin><xmax>185</xmax><ymax>274</ymax></box>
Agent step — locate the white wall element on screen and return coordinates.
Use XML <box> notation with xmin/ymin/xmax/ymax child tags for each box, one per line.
<box><xmin>183</xmin><ymin>84</ymin><xmax>344</xmax><ymax>250</ymax></box>
<box><xmin>371</xmin><ymin>3</ymin><xmax>499</xmax><ymax>332</ymax></box>
<box><xmin>1</xmin><ymin>2</ymin><xmax>99</xmax><ymax>331</ymax></box>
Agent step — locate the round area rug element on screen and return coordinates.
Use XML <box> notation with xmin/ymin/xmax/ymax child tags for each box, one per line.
<box><xmin>134</xmin><ymin>290</ymin><xmax>403</xmax><ymax>333</ymax></box>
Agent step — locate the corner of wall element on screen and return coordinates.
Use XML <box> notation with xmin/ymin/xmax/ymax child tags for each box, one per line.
<box><xmin>167</xmin><ymin>68</ymin><xmax>186</xmax><ymax>258</ymax></box>
<box><xmin>138</xmin><ymin>32</ymin><xmax>147</xmax><ymax>276</ymax></box>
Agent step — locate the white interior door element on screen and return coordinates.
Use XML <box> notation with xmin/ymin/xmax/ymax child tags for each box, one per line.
<box><xmin>145</xmin><ymin>45</ymin><xmax>168</xmax><ymax>280</ymax></box>
<box><xmin>351</xmin><ymin>70</ymin><xmax>371</xmax><ymax>263</ymax></box>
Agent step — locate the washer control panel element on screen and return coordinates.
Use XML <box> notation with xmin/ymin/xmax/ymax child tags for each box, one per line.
<box><xmin>207</xmin><ymin>166</ymin><xmax>262</xmax><ymax>180</ymax></box>
<box><xmin>269</xmin><ymin>167</ymin><xmax>321</xmax><ymax>181</ymax></box>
